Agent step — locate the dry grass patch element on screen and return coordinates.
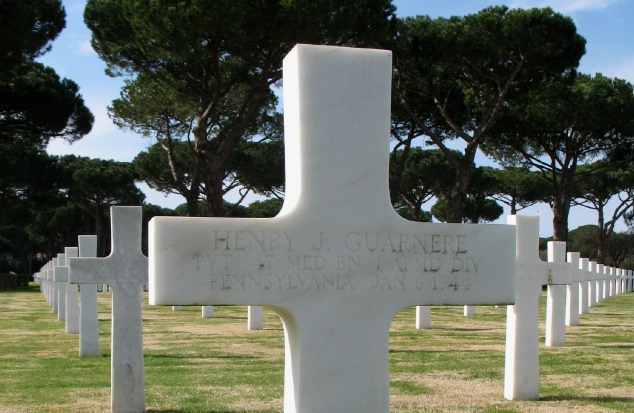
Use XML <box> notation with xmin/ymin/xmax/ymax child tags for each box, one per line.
<box><xmin>3</xmin><ymin>285</ymin><xmax>634</xmax><ymax>412</ymax></box>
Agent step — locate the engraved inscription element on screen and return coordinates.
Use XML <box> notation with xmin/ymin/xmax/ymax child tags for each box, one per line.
<box><xmin>210</xmin><ymin>273</ymin><xmax>354</xmax><ymax>291</ymax></box>
<box><xmin>195</xmin><ymin>231</ymin><xmax>484</xmax><ymax>292</ymax></box>
<box><xmin>208</xmin><ymin>230</ymin><xmax>296</xmax><ymax>251</ymax></box>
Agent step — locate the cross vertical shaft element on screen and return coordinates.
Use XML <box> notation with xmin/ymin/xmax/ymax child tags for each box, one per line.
<box><xmin>70</xmin><ymin>207</ymin><xmax>147</xmax><ymax>413</ymax></box>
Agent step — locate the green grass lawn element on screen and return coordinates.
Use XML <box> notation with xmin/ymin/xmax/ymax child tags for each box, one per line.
<box><xmin>0</xmin><ymin>283</ymin><xmax>633</xmax><ymax>412</ymax></box>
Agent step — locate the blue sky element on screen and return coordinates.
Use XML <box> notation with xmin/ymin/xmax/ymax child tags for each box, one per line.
<box><xmin>40</xmin><ymin>0</ymin><xmax>634</xmax><ymax>235</ymax></box>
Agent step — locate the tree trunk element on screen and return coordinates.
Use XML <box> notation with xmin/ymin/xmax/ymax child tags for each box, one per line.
<box><xmin>446</xmin><ymin>177</ymin><xmax>468</xmax><ymax>223</ymax></box>
<box><xmin>550</xmin><ymin>196</ymin><xmax>570</xmax><ymax>242</ymax></box>
<box><xmin>596</xmin><ymin>204</ymin><xmax>607</xmax><ymax>264</ymax></box>
<box><xmin>550</xmin><ymin>167</ymin><xmax>576</xmax><ymax>242</ymax></box>
<box><xmin>184</xmin><ymin>194</ymin><xmax>199</xmax><ymax>217</ymax></box>
<box><xmin>389</xmin><ymin>138</ymin><xmax>412</xmax><ymax>206</ymax></box>
<box><xmin>164</xmin><ymin>132</ymin><xmax>201</xmax><ymax>217</ymax></box>
<box><xmin>200</xmin><ymin>152</ymin><xmax>226</xmax><ymax>217</ymax></box>
<box><xmin>193</xmin><ymin>81</ymin><xmax>272</xmax><ymax>217</ymax></box>
<box><xmin>446</xmin><ymin>154</ymin><xmax>475</xmax><ymax>224</ymax></box>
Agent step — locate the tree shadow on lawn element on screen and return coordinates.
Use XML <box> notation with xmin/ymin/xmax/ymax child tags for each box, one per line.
<box><xmin>145</xmin><ymin>353</ymin><xmax>257</xmax><ymax>360</ymax></box>
<box><xmin>148</xmin><ymin>409</ymin><xmax>279</xmax><ymax>413</ymax></box>
<box><xmin>436</xmin><ymin>327</ymin><xmax>500</xmax><ymax>332</ymax></box>
<box><xmin>147</xmin><ymin>410</ymin><xmax>241</xmax><ymax>413</ymax></box>
<box><xmin>541</xmin><ymin>395</ymin><xmax>634</xmax><ymax>403</ymax></box>
<box><xmin>0</xmin><ymin>284</ymin><xmax>40</xmax><ymax>294</ymax></box>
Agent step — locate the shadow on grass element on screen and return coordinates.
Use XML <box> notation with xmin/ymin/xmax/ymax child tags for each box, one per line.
<box><xmin>541</xmin><ymin>395</ymin><xmax>634</xmax><ymax>403</ymax></box>
<box><xmin>0</xmin><ymin>285</ymin><xmax>40</xmax><ymax>294</ymax></box>
<box><xmin>145</xmin><ymin>353</ymin><xmax>257</xmax><ymax>360</ymax></box>
<box><xmin>437</xmin><ymin>327</ymin><xmax>500</xmax><ymax>332</ymax></box>
<box><xmin>147</xmin><ymin>410</ymin><xmax>238</xmax><ymax>413</ymax></box>
<box><xmin>584</xmin><ymin>323</ymin><xmax>630</xmax><ymax>328</ymax></box>
<box><xmin>389</xmin><ymin>348</ymin><xmax>496</xmax><ymax>355</ymax></box>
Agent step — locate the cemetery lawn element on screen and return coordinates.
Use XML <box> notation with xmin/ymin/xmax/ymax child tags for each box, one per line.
<box><xmin>0</xmin><ymin>284</ymin><xmax>633</xmax><ymax>412</ymax></box>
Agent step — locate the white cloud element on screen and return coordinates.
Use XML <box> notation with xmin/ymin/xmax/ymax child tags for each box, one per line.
<box><xmin>77</xmin><ymin>39</ymin><xmax>96</xmax><ymax>56</ymax></box>
<box><xmin>84</xmin><ymin>95</ymin><xmax>119</xmax><ymax>138</ymax></box>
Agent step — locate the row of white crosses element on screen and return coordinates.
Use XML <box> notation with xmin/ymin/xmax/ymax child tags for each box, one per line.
<box><xmin>34</xmin><ymin>210</ymin><xmax>631</xmax><ymax>412</ymax></box>
<box><xmin>34</xmin><ymin>208</ymin><xmax>147</xmax><ymax>413</ymax></box>
<box><xmin>34</xmin><ymin>237</ymin><xmax>100</xmax><ymax>355</ymax></box>
<box><xmin>29</xmin><ymin>44</ymin><xmax>632</xmax><ymax>413</ymax></box>
<box><xmin>149</xmin><ymin>44</ymin><xmax>517</xmax><ymax>413</ymax></box>
<box><xmin>415</xmin><ymin>213</ymin><xmax>633</xmax><ymax>401</ymax></box>
<box><xmin>505</xmin><ymin>214</ymin><xmax>632</xmax><ymax>400</ymax></box>
<box><xmin>70</xmin><ymin>207</ymin><xmax>148</xmax><ymax>413</ymax></box>
<box><xmin>34</xmin><ymin>206</ymin><xmax>261</xmax><ymax>413</ymax></box>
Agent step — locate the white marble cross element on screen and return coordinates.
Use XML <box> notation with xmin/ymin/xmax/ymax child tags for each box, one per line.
<box><xmin>504</xmin><ymin>215</ymin><xmax>570</xmax><ymax>401</ymax></box>
<box><xmin>149</xmin><ymin>44</ymin><xmax>516</xmax><ymax>413</ymax></box>
<box><xmin>587</xmin><ymin>260</ymin><xmax>598</xmax><ymax>307</ymax></box>
<box><xmin>78</xmin><ymin>235</ymin><xmax>100</xmax><ymax>356</ymax></box>
<box><xmin>69</xmin><ymin>207</ymin><xmax>148</xmax><ymax>413</ymax></box>
<box><xmin>63</xmin><ymin>247</ymin><xmax>80</xmax><ymax>334</ymax></box>
<box><xmin>53</xmin><ymin>254</ymin><xmax>67</xmax><ymax>321</ymax></box>
<box><xmin>48</xmin><ymin>260</ymin><xmax>56</xmax><ymax>308</ymax></box>
<box><xmin>247</xmin><ymin>306</ymin><xmax>263</xmax><ymax>330</ymax></box>
<box><xmin>579</xmin><ymin>257</ymin><xmax>590</xmax><ymax>314</ymax></box>
<box><xmin>596</xmin><ymin>263</ymin><xmax>606</xmax><ymax>302</ymax></box>
<box><xmin>46</xmin><ymin>258</ymin><xmax>55</xmax><ymax>311</ymax></box>
<box><xmin>545</xmin><ymin>241</ymin><xmax>570</xmax><ymax>347</ymax></box>
<box><xmin>565</xmin><ymin>252</ymin><xmax>582</xmax><ymax>326</ymax></box>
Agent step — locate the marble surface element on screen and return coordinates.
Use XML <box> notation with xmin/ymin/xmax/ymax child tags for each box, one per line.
<box><xmin>64</xmin><ymin>247</ymin><xmax>80</xmax><ymax>334</ymax></box>
<box><xmin>69</xmin><ymin>207</ymin><xmax>147</xmax><ymax>413</ymax></box>
<box><xmin>150</xmin><ymin>44</ymin><xmax>516</xmax><ymax>413</ymax></box>
<box><xmin>415</xmin><ymin>306</ymin><xmax>431</xmax><ymax>330</ymax></box>
<box><xmin>201</xmin><ymin>306</ymin><xmax>214</xmax><ymax>318</ymax></box>
<box><xmin>504</xmin><ymin>215</ymin><xmax>570</xmax><ymax>401</ymax></box>
<box><xmin>78</xmin><ymin>235</ymin><xmax>100</xmax><ymax>356</ymax></box>
<box><xmin>247</xmin><ymin>306</ymin><xmax>263</xmax><ymax>330</ymax></box>
<box><xmin>565</xmin><ymin>252</ymin><xmax>582</xmax><ymax>326</ymax></box>
<box><xmin>545</xmin><ymin>242</ymin><xmax>568</xmax><ymax>347</ymax></box>
<box><xmin>53</xmin><ymin>254</ymin><xmax>66</xmax><ymax>321</ymax></box>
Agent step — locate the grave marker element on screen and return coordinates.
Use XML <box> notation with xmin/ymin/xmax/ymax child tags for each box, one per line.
<box><xmin>149</xmin><ymin>44</ymin><xmax>516</xmax><ymax>412</ymax></box>
<box><xmin>45</xmin><ymin>258</ymin><xmax>57</xmax><ymax>306</ymax></box>
<box><xmin>201</xmin><ymin>306</ymin><xmax>214</xmax><ymax>318</ymax></box>
<box><xmin>609</xmin><ymin>267</ymin><xmax>620</xmax><ymax>297</ymax></box>
<box><xmin>53</xmin><ymin>254</ymin><xmax>66</xmax><ymax>321</ymax></box>
<box><xmin>588</xmin><ymin>261</ymin><xmax>598</xmax><ymax>307</ymax></box>
<box><xmin>579</xmin><ymin>257</ymin><xmax>590</xmax><ymax>314</ymax></box>
<box><xmin>78</xmin><ymin>235</ymin><xmax>100</xmax><ymax>356</ymax></box>
<box><xmin>565</xmin><ymin>252</ymin><xmax>581</xmax><ymax>327</ymax></box>
<box><xmin>596</xmin><ymin>263</ymin><xmax>605</xmax><ymax>302</ymax></box>
<box><xmin>415</xmin><ymin>305</ymin><xmax>431</xmax><ymax>329</ymax></box>
<box><xmin>464</xmin><ymin>305</ymin><xmax>476</xmax><ymax>316</ymax></box>
<box><xmin>41</xmin><ymin>261</ymin><xmax>52</xmax><ymax>306</ymax></box>
<box><xmin>64</xmin><ymin>247</ymin><xmax>80</xmax><ymax>334</ymax></box>
<box><xmin>49</xmin><ymin>257</ymin><xmax>59</xmax><ymax>314</ymax></box>
<box><xmin>504</xmin><ymin>215</ymin><xmax>570</xmax><ymax>400</ymax></box>
<box><xmin>545</xmin><ymin>241</ymin><xmax>569</xmax><ymax>347</ymax></box>
<box><xmin>70</xmin><ymin>206</ymin><xmax>148</xmax><ymax>413</ymax></box>
<box><xmin>248</xmin><ymin>306</ymin><xmax>263</xmax><ymax>330</ymax></box>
